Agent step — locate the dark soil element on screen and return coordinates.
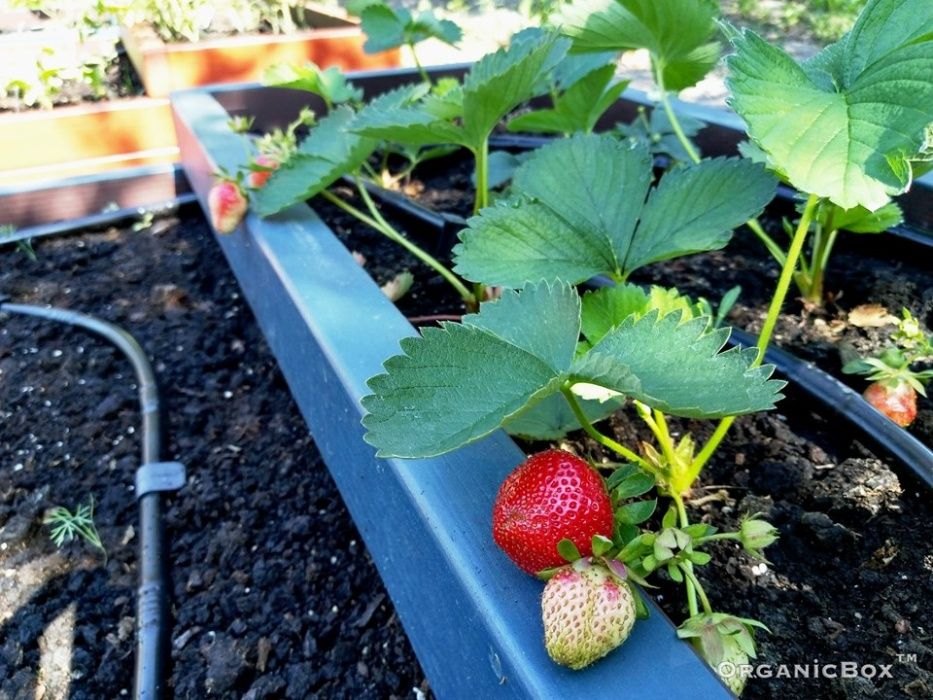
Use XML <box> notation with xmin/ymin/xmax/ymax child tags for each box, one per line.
<box><xmin>0</xmin><ymin>212</ymin><xmax>429</xmax><ymax>699</ymax></box>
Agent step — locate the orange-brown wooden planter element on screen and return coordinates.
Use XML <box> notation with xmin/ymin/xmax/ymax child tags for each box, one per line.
<box><xmin>121</xmin><ymin>8</ymin><xmax>400</xmax><ymax>98</ymax></box>
<box><xmin>0</xmin><ymin>98</ymin><xmax>177</xmax><ymax>186</ymax></box>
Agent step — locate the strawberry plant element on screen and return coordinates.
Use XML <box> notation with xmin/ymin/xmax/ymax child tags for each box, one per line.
<box><xmin>725</xmin><ymin>0</ymin><xmax>933</xmax><ymax>304</ymax></box>
<box><xmin>350</xmin><ymin>28</ymin><xmax>570</xmax><ymax>213</ymax></box>
<box><xmin>249</xmin><ymin>84</ymin><xmax>476</xmax><ymax>307</ymax></box>
<box><xmin>843</xmin><ymin>309</ymin><xmax>933</xmax><ymax>428</ymax></box>
<box><xmin>346</xmin><ymin>0</ymin><xmax>463</xmax><ymax>84</ymax></box>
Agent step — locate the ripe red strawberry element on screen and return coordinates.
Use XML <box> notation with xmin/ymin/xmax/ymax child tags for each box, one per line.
<box><xmin>541</xmin><ymin>560</ymin><xmax>636</xmax><ymax>669</ymax></box>
<box><xmin>492</xmin><ymin>450</ymin><xmax>613</xmax><ymax>574</ymax></box>
<box><xmin>208</xmin><ymin>179</ymin><xmax>247</xmax><ymax>234</ymax></box>
<box><xmin>864</xmin><ymin>380</ymin><xmax>917</xmax><ymax>427</ymax></box>
<box><xmin>248</xmin><ymin>154</ymin><xmax>279</xmax><ymax>189</ymax></box>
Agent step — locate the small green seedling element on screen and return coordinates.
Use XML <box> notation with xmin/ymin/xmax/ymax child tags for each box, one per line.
<box><xmin>45</xmin><ymin>497</ymin><xmax>107</xmax><ymax>560</ymax></box>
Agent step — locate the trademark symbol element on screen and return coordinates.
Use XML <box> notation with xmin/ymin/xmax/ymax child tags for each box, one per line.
<box><xmin>897</xmin><ymin>653</ymin><xmax>918</xmax><ymax>663</ymax></box>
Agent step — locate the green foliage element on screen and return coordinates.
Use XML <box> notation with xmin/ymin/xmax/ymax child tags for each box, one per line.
<box><xmin>558</xmin><ymin>0</ymin><xmax>721</xmax><ymax>91</ymax></box>
<box><xmin>44</xmin><ymin>498</ymin><xmax>106</xmax><ymax>559</ymax></box>
<box><xmin>263</xmin><ymin>62</ymin><xmax>362</xmax><ymax>108</ymax></box>
<box><xmin>252</xmin><ymin>107</ymin><xmax>377</xmax><ymax>216</ymax></box>
<box><xmin>352</xmin><ymin>30</ymin><xmax>569</xmax><ymax>153</ymax></box>
<box><xmin>362</xmin><ymin>281</ymin><xmax>784</xmax><ymax>458</ymax></box>
<box><xmin>616</xmin><ymin>106</ymin><xmax>706</xmax><ymax>163</ymax></box>
<box><xmin>502</xmin><ymin>391</ymin><xmax>624</xmax><ymax>440</ymax></box>
<box><xmin>454</xmin><ymin>134</ymin><xmax>776</xmax><ymax>287</ymax></box>
<box><xmin>507</xmin><ymin>65</ymin><xmax>630</xmax><ymax>135</ymax></box>
<box><xmin>347</xmin><ymin>0</ymin><xmax>462</xmax><ymax>53</ymax></box>
<box><xmin>725</xmin><ymin>0</ymin><xmax>933</xmax><ymax>211</ymax></box>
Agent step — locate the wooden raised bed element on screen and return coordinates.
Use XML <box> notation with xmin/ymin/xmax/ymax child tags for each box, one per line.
<box><xmin>120</xmin><ymin>6</ymin><xmax>400</xmax><ymax>99</ymax></box>
<box><xmin>0</xmin><ymin>97</ymin><xmax>177</xmax><ymax>186</ymax></box>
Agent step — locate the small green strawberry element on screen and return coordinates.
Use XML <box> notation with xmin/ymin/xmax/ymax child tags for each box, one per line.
<box><xmin>541</xmin><ymin>559</ymin><xmax>636</xmax><ymax>670</ymax></box>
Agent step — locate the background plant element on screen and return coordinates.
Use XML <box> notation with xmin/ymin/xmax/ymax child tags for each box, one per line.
<box><xmin>346</xmin><ymin>0</ymin><xmax>463</xmax><ymax>83</ymax></box>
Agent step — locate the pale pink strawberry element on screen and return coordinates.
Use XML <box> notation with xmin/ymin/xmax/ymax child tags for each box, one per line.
<box><xmin>248</xmin><ymin>154</ymin><xmax>279</xmax><ymax>189</ymax></box>
<box><xmin>208</xmin><ymin>180</ymin><xmax>247</xmax><ymax>234</ymax></box>
<box><xmin>541</xmin><ymin>560</ymin><xmax>636</xmax><ymax>670</ymax></box>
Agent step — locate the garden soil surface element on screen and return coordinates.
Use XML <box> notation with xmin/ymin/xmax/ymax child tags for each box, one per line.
<box><xmin>0</xmin><ymin>211</ymin><xmax>430</xmax><ymax>699</ymax></box>
<box><xmin>332</xmin><ymin>160</ymin><xmax>933</xmax><ymax>700</ymax></box>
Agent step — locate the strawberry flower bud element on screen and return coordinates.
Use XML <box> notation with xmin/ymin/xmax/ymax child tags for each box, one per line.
<box><xmin>739</xmin><ymin>517</ymin><xmax>779</xmax><ymax>558</ymax></box>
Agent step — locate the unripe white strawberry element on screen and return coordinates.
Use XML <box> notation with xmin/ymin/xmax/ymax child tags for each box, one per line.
<box><xmin>541</xmin><ymin>560</ymin><xmax>636</xmax><ymax>670</ymax></box>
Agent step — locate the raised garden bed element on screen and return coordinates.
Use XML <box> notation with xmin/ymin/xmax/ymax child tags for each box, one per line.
<box><xmin>172</xmin><ymin>69</ymin><xmax>933</xmax><ymax>697</ymax></box>
<box><xmin>172</xmin><ymin>87</ymin><xmax>737</xmax><ymax>699</ymax></box>
<box><xmin>0</xmin><ymin>96</ymin><xmax>177</xmax><ymax>186</ymax></box>
<box><xmin>120</xmin><ymin>5</ymin><xmax>400</xmax><ymax>99</ymax></box>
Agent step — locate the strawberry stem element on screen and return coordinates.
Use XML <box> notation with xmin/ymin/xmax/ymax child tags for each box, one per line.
<box><xmin>691</xmin><ymin>193</ymin><xmax>821</xmax><ymax>478</ymax></box>
<box><xmin>560</xmin><ymin>385</ymin><xmax>649</xmax><ymax>469</ymax></box>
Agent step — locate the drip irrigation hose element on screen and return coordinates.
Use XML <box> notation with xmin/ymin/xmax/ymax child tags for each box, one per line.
<box><xmin>0</xmin><ymin>297</ymin><xmax>185</xmax><ymax>700</ymax></box>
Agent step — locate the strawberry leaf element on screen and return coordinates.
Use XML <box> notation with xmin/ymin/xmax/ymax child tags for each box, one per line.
<box><xmin>725</xmin><ymin>0</ymin><xmax>933</xmax><ymax>210</ymax></box>
<box><xmin>503</xmin><ymin>392</ymin><xmax>624</xmax><ymax>440</ymax></box>
<box><xmin>507</xmin><ymin>65</ymin><xmax>629</xmax><ymax>135</ymax></box>
<box><xmin>454</xmin><ymin>134</ymin><xmax>776</xmax><ymax>286</ymax></box>
<box><xmin>355</xmin><ymin>3</ymin><xmax>462</xmax><ymax>53</ymax></box>
<box><xmin>559</xmin><ymin>0</ymin><xmax>721</xmax><ymax>91</ymax></box>
<box><xmin>263</xmin><ymin>62</ymin><xmax>362</xmax><ymax>106</ymax></box>
<box><xmin>616</xmin><ymin>499</ymin><xmax>657</xmax><ymax>525</ymax></box>
<box><xmin>252</xmin><ymin>107</ymin><xmax>376</xmax><ymax>216</ymax></box>
<box><xmin>362</xmin><ymin>281</ymin><xmax>784</xmax><ymax>458</ymax></box>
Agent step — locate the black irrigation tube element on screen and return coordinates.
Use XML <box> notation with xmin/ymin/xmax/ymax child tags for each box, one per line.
<box><xmin>0</xmin><ymin>297</ymin><xmax>186</xmax><ymax>700</ymax></box>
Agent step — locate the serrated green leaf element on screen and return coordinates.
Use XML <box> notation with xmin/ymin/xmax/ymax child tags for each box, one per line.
<box><xmin>726</xmin><ymin>0</ymin><xmax>933</xmax><ymax>210</ymax></box>
<box><xmin>558</xmin><ymin>538</ymin><xmax>582</xmax><ymax>562</ymax></box>
<box><xmin>559</xmin><ymin>0</ymin><xmax>720</xmax><ymax>91</ymax></box>
<box><xmin>262</xmin><ymin>62</ymin><xmax>362</xmax><ymax>106</ymax></box>
<box><xmin>580</xmin><ymin>284</ymin><xmax>703</xmax><ymax>346</ymax></box>
<box><xmin>461</xmin><ymin>30</ymin><xmax>570</xmax><ymax>147</ymax></box>
<box><xmin>454</xmin><ymin>201</ymin><xmax>618</xmax><ymax>287</ymax></box>
<box><xmin>503</xmin><ymin>391</ymin><xmax>623</xmax><ymax>440</ymax></box>
<box><xmin>253</xmin><ymin>107</ymin><xmax>376</xmax><ymax>216</ymax></box>
<box><xmin>454</xmin><ymin>134</ymin><xmax>776</xmax><ymax>286</ymax></box>
<box><xmin>362</xmin><ymin>282</ymin><xmax>784</xmax><ymax>457</ymax></box>
<box><xmin>828</xmin><ymin>201</ymin><xmax>903</xmax><ymax>234</ymax></box>
<box><xmin>508</xmin><ymin>66</ymin><xmax>629</xmax><ymax>135</ymax></box>
<box><xmin>613</xmin><ymin>471</ymin><xmax>656</xmax><ymax>500</ymax></box>
<box><xmin>358</xmin><ymin>3</ymin><xmax>462</xmax><ymax>53</ymax></box>
<box><xmin>581</xmin><ymin>284</ymin><xmax>650</xmax><ymax>345</ymax></box>
<box><xmin>571</xmin><ymin>311</ymin><xmax>784</xmax><ymax>418</ymax></box>
<box><xmin>616</xmin><ymin>498</ymin><xmax>657</xmax><ymax>525</ymax></box>
<box><xmin>352</xmin><ymin>106</ymin><xmax>466</xmax><ymax>147</ymax></box>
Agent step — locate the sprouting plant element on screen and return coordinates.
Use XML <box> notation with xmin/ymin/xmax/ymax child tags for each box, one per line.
<box><xmin>45</xmin><ymin>498</ymin><xmax>107</xmax><ymax>560</ymax></box>
<box><xmin>1</xmin><ymin>225</ymin><xmax>37</xmax><ymax>261</ymax></box>
<box><xmin>725</xmin><ymin>0</ymin><xmax>933</xmax><ymax>304</ymax></box>
<box><xmin>350</xmin><ymin>28</ymin><xmax>570</xmax><ymax>213</ymax></box>
<box><xmin>346</xmin><ymin>0</ymin><xmax>463</xmax><ymax>84</ymax></box>
<box><xmin>842</xmin><ymin>309</ymin><xmax>933</xmax><ymax>428</ymax></box>
<box><xmin>616</xmin><ymin>105</ymin><xmax>707</xmax><ymax>163</ymax></box>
